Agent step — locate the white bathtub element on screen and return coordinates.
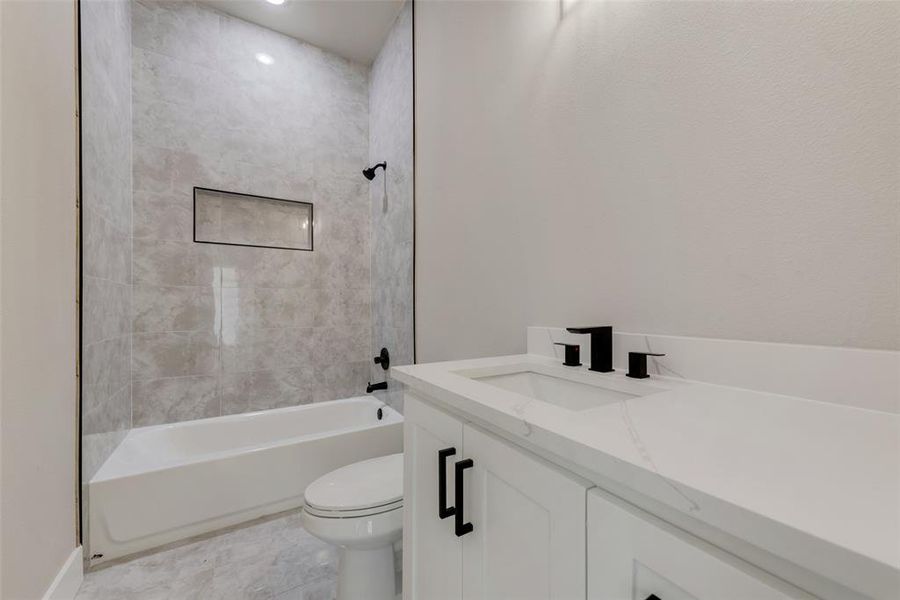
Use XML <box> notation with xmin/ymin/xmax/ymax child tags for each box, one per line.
<box><xmin>89</xmin><ymin>396</ymin><xmax>402</xmax><ymax>564</ymax></box>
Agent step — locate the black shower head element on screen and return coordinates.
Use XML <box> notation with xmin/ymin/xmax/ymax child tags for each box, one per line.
<box><xmin>363</xmin><ymin>161</ymin><xmax>387</xmax><ymax>180</ymax></box>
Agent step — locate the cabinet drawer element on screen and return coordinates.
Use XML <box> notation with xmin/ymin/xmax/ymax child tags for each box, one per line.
<box><xmin>587</xmin><ymin>489</ymin><xmax>811</xmax><ymax>600</ymax></box>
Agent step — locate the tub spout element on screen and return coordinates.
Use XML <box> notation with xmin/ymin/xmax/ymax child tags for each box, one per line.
<box><xmin>367</xmin><ymin>381</ymin><xmax>388</xmax><ymax>393</ymax></box>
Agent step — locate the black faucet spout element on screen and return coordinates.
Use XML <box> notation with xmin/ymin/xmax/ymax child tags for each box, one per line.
<box><xmin>367</xmin><ymin>381</ymin><xmax>388</xmax><ymax>393</ymax></box>
<box><xmin>566</xmin><ymin>326</ymin><xmax>614</xmax><ymax>373</ymax></box>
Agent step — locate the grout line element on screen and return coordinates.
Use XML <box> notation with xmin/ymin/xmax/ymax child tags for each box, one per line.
<box><xmin>82</xmin><ymin>380</ymin><xmax>130</xmax><ymax>400</ymax></box>
<box><xmin>83</xmin><ymin>205</ymin><xmax>132</xmax><ymax>237</ymax></box>
<box><xmin>83</xmin><ymin>332</ymin><xmax>132</xmax><ymax>349</ymax></box>
<box><xmin>82</xmin><ymin>270</ymin><xmax>131</xmax><ymax>287</ymax></box>
<box><xmin>83</xmin><ymin>274</ymin><xmax>132</xmax><ymax>287</ymax></box>
<box><xmin>216</xmin><ymin>265</ymin><xmax>224</xmax><ymax>418</ymax></box>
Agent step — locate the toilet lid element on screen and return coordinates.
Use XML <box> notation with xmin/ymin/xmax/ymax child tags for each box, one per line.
<box><xmin>305</xmin><ymin>453</ymin><xmax>403</xmax><ymax>512</ymax></box>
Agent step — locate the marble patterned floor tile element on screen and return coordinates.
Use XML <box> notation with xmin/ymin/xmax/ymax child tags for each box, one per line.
<box><xmin>271</xmin><ymin>578</ymin><xmax>337</xmax><ymax>600</ymax></box>
<box><xmin>76</xmin><ymin>511</ymin><xmax>337</xmax><ymax>600</ymax></box>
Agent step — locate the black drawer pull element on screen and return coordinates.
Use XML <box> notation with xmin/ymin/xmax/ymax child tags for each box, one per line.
<box><xmin>438</xmin><ymin>447</ymin><xmax>456</xmax><ymax>519</ymax></box>
<box><xmin>454</xmin><ymin>458</ymin><xmax>474</xmax><ymax>537</ymax></box>
<box><xmin>645</xmin><ymin>595</ymin><xmax>661</xmax><ymax>600</ymax></box>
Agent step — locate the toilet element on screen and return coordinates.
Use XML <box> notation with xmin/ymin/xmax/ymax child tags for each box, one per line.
<box><xmin>301</xmin><ymin>453</ymin><xmax>403</xmax><ymax>600</ymax></box>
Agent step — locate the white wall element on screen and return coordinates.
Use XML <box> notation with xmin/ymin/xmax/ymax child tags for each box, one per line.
<box><xmin>414</xmin><ymin>0</ymin><xmax>900</xmax><ymax>362</ymax></box>
<box><xmin>0</xmin><ymin>0</ymin><xmax>79</xmax><ymax>597</ymax></box>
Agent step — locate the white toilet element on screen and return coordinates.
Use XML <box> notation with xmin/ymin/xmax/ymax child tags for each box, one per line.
<box><xmin>301</xmin><ymin>453</ymin><xmax>403</xmax><ymax>600</ymax></box>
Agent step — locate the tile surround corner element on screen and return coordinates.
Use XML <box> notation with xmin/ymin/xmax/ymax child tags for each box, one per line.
<box><xmin>82</xmin><ymin>208</ymin><xmax>132</xmax><ymax>284</ymax></box>
<box><xmin>81</xmin><ymin>0</ymin><xmax>134</xmax><ymax>559</ymax></box>
<box><xmin>82</xmin><ymin>277</ymin><xmax>131</xmax><ymax>346</ymax></box>
<box><xmin>369</xmin><ymin>1</ymin><xmax>414</xmax><ymax>409</ymax></box>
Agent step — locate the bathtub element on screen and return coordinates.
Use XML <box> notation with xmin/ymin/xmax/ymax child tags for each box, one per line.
<box><xmin>88</xmin><ymin>396</ymin><xmax>402</xmax><ymax>564</ymax></box>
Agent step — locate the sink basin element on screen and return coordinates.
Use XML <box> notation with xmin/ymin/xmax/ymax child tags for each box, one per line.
<box><xmin>470</xmin><ymin>370</ymin><xmax>639</xmax><ymax>411</ymax></box>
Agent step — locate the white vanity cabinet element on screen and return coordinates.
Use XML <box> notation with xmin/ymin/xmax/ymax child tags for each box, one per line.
<box><xmin>404</xmin><ymin>395</ymin><xmax>464</xmax><ymax>600</ymax></box>
<box><xmin>587</xmin><ymin>489</ymin><xmax>804</xmax><ymax>600</ymax></box>
<box><xmin>404</xmin><ymin>394</ymin><xmax>812</xmax><ymax>600</ymax></box>
<box><xmin>403</xmin><ymin>395</ymin><xmax>590</xmax><ymax>600</ymax></box>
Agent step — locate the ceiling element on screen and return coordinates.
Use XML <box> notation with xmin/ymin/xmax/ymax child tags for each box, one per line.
<box><xmin>201</xmin><ymin>0</ymin><xmax>405</xmax><ymax>65</ymax></box>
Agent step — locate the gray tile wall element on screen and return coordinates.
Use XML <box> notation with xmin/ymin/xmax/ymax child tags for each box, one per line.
<box><xmin>131</xmin><ymin>1</ymin><xmax>372</xmax><ymax>425</ymax></box>
<box><xmin>81</xmin><ymin>0</ymin><xmax>133</xmax><ymax>562</ymax></box>
<box><xmin>369</xmin><ymin>2</ymin><xmax>414</xmax><ymax>413</ymax></box>
<box><xmin>81</xmin><ymin>0</ymin><xmax>133</xmax><ymax>483</ymax></box>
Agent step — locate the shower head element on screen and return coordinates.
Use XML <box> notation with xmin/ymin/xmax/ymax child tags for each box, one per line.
<box><xmin>363</xmin><ymin>161</ymin><xmax>387</xmax><ymax>181</ymax></box>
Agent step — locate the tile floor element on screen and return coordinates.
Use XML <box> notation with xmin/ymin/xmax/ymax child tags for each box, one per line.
<box><xmin>76</xmin><ymin>511</ymin><xmax>338</xmax><ymax>600</ymax></box>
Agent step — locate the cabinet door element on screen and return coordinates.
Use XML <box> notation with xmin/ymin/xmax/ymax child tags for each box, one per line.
<box><xmin>461</xmin><ymin>424</ymin><xmax>590</xmax><ymax>600</ymax></box>
<box><xmin>587</xmin><ymin>489</ymin><xmax>805</xmax><ymax>600</ymax></box>
<box><xmin>404</xmin><ymin>395</ymin><xmax>465</xmax><ymax>600</ymax></box>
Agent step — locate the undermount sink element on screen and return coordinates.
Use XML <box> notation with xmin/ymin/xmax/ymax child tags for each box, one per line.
<box><xmin>468</xmin><ymin>370</ymin><xmax>644</xmax><ymax>411</ymax></box>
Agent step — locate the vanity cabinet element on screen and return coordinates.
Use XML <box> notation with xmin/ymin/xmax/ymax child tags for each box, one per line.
<box><xmin>404</xmin><ymin>395</ymin><xmax>590</xmax><ymax>600</ymax></box>
<box><xmin>404</xmin><ymin>394</ymin><xmax>810</xmax><ymax>600</ymax></box>
<box><xmin>587</xmin><ymin>489</ymin><xmax>801</xmax><ymax>600</ymax></box>
<box><xmin>404</xmin><ymin>395</ymin><xmax>464</xmax><ymax>600</ymax></box>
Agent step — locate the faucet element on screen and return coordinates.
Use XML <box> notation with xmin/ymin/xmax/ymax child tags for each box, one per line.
<box><xmin>565</xmin><ymin>326</ymin><xmax>614</xmax><ymax>372</ymax></box>
<box><xmin>367</xmin><ymin>381</ymin><xmax>388</xmax><ymax>393</ymax></box>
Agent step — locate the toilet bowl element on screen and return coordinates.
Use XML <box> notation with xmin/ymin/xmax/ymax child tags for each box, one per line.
<box><xmin>301</xmin><ymin>453</ymin><xmax>403</xmax><ymax>600</ymax></box>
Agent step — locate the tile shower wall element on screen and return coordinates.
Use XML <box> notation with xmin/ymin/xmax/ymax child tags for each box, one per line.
<box><xmin>81</xmin><ymin>0</ymin><xmax>133</xmax><ymax>482</ymax></box>
<box><xmin>131</xmin><ymin>1</ymin><xmax>371</xmax><ymax>425</ymax></box>
<box><xmin>369</xmin><ymin>2</ymin><xmax>414</xmax><ymax>412</ymax></box>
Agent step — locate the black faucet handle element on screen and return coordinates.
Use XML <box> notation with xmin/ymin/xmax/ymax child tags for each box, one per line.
<box><xmin>626</xmin><ymin>352</ymin><xmax>666</xmax><ymax>379</ymax></box>
<box><xmin>553</xmin><ymin>342</ymin><xmax>582</xmax><ymax>367</ymax></box>
<box><xmin>373</xmin><ymin>347</ymin><xmax>390</xmax><ymax>370</ymax></box>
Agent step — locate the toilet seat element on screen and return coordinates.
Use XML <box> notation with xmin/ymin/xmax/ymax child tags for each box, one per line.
<box><xmin>304</xmin><ymin>498</ymin><xmax>402</xmax><ymax>519</ymax></box>
<box><xmin>303</xmin><ymin>453</ymin><xmax>403</xmax><ymax>518</ymax></box>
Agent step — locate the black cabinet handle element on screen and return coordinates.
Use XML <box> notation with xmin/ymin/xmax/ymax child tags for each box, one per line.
<box><xmin>454</xmin><ymin>458</ymin><xmax>474</xmax><ymax>537</ymax></box>
<box><xmin>645</xmin><ymin>595</ymin><xmax>661</xmax><ymax>600</ymax></box>
<box><xmin>438</xmin><ymin>447</ymin><xmax>456</xmax><ymax>519</ymax></box>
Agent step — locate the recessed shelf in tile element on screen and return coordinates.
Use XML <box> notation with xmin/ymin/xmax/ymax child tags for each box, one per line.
<box><xmin>193</xmin><ymin>187</ymin><xmax>313</xmax><ymax>251</ymax></box>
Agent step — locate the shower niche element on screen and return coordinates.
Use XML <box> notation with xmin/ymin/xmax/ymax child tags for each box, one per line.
<box><xmin>193</xmin><ymin>187</ymin><xmax>313</xmax><ymax>251</ymax></box>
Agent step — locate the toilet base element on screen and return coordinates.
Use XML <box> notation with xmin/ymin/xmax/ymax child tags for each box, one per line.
<box><xmin>337</xmin><ymin>545</ymin><xmax>396</xmax><ymax>600</ymax></box>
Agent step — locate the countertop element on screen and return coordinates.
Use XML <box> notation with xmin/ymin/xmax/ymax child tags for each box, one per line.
<box><xmin>392</xmin><ymin>354</ymin><xmax>900</xmax><ymax>599</ymax></box>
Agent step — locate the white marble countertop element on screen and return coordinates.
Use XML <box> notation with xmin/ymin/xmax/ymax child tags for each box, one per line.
<box><xmin>392</xmin><ymin>354</ymin><xmax>900</xmax><ymax>599</ymax></box>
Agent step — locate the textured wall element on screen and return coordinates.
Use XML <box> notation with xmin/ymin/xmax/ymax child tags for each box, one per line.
<box><xmin>415</xmin><ymin>0</ymin><xmax>900</xmax><ymax>362</ymax></box>
<box><xmin>81</xmin><ymin>0</ymin><xmax>133</xmax><ymax>483</ymax></box>
<box><xmin>131</xmin><ymin>1</ymin><xmax>372</xmax><ymax>425</ymax></box>
<box><xmin>0</xmin><ymin>0</ymin><xmax>79</xmax><ymax>596</ymax></box>
<box><xmin>369</xmin><ymin>2</ymin><xmax>414</xmax><ymax>412</ymax></box>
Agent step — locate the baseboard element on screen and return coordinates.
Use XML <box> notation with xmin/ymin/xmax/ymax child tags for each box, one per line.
<box><xmin>43</xmin><ymin>546</ymin><xmax>83</xmax><ymax>600</ymax></box>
